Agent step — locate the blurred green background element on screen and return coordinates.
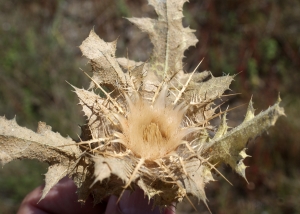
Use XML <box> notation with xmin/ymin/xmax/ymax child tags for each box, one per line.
<box><xmin>0</xmin><ymin>0</ymin><xmax>299</xmax><ymax>213</ymax></box>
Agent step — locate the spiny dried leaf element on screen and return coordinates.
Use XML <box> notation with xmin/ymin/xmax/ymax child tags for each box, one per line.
<box><xmin>93</xmin><ymin>156</ymin><xmax>134</xmax><ymax>184</ymax></box>
<box><xmin>0</xmin><ymin>117</ymin><xmax>81</xmax><ymax>199</ymax></box>
<box><xmin>190</xmin><ymin>74</ymin><xmax>234</xmax><ymax>101</ymax></box>
<box><xmin>183</xmin><ymin>160</ymin><xmax>214</xmax><ymax>203</ymax></box>
<box><xmin>213</xmin><ymin>112</ymin><xmax>228</xmax><ymax>140</ymax></box>
<box><xmin>0</xmin><ymin>117</ymin><xmax>80</xmax><ymax>165</ymax></box>
<box><xmin>204</xmin><ymin>98</ymin><xmax>285</xmax><ymax>179</ymax></box>
<box><xmin>128</xmin><ymin>0</ymin><xmax>197</xmax><ymax>77</ymax></box>
<box><xmin>79</xmin><ymin>29</ymin><xmax>128</xmax><ymax>89</ymax></box>
<box><xmin>42</xmin><ymin>164</ymin><xmax>71</xmax><ymax>201</ymax></box>
<box><xmin>73</xmin><ymin>86</ymin><xmax>114</xmax><ymax>140</ymax></box>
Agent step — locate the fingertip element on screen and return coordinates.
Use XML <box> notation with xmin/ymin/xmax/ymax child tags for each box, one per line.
<box><xmin>106</xmin><ymin>189</ymin><xmax>174</xmax><ymax>214</ymax></box>
<box><xmin>164</xmin><ymin>203</ymin><xmax>176</xmax><ymax>214</ymax></box>
<box><xmin>105</xmin><ymin>195</ymin><xmax>120</xmax><ymax>214</ymax></box>
<box><xmin>18</xmin><ymin>177</ymin><xmax>107</xmax><ymax>214</ymax></box>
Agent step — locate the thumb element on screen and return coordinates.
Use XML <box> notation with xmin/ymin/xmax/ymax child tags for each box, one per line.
<box><xmin>105</xmin><ymin>188</ymin><xmax>175</xmax><ymax>214</ymax></box>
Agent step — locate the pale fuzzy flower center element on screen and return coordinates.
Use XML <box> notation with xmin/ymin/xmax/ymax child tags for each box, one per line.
<box><xmin>116</xmin><ymin>88</ymin><xmax>196</xmax><ymax>160</ymax></box>
<box><xmin>143</xmin><ymin>123</ymin><xmax>165</xmax><ymax>146</ymax></box>
<box><xmin>124</xmin><ymin>101</ymin><xmax>182</xmax><ymax>160</ymax></box>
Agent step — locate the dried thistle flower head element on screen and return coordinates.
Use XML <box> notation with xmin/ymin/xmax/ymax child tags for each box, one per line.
<box><xmin>0</xmin><ymin>0</ymin><xmax>284</xmax><ymax>211</ymax></box>
<box><xmin>114</xmin><ymin>86</ymin><xmax>197</xmax><ymax>161</ymax></box>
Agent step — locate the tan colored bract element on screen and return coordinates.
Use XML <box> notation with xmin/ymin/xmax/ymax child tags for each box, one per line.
<box><xmin>0</xmin><ymin>0</ymin><xmax>284</xmax><ymax>211</ymax></box>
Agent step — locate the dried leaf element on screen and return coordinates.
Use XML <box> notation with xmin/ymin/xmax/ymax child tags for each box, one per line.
<box><xmin>0</xmin><ymin>117</ymin><xmax>81</xmax><ymax>198</ymax></box>
<box><xmin>79</xmin><ymin>29</ymin><xmax>128</xmax><ymax>89</ymax></box>
<box><xmin>128</xmin><ymin>0</ymin><xmax>197</xmax><ymax>77</ymax></box>
<box><xmin>204</xmin><ymin>98</ymin><xmax>285</xmax><ymax>179</ymax></box>
<box><xmin>93</xmin><ymin>155</ymin><xmax>133</xmax><ymax>184</ymax></box>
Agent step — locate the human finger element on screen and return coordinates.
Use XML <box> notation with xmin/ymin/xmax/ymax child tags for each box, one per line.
<box><xmin>17</xmin><ymin>177</ymin><xmax>107</xmax><ymax>214</ymax></box>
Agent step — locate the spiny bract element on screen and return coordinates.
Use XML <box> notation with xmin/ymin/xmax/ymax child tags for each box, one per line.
<box><xmin>0</xmin><ymin>0</ymin><xmax>284</xmax><ymax>210</ymax></box>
